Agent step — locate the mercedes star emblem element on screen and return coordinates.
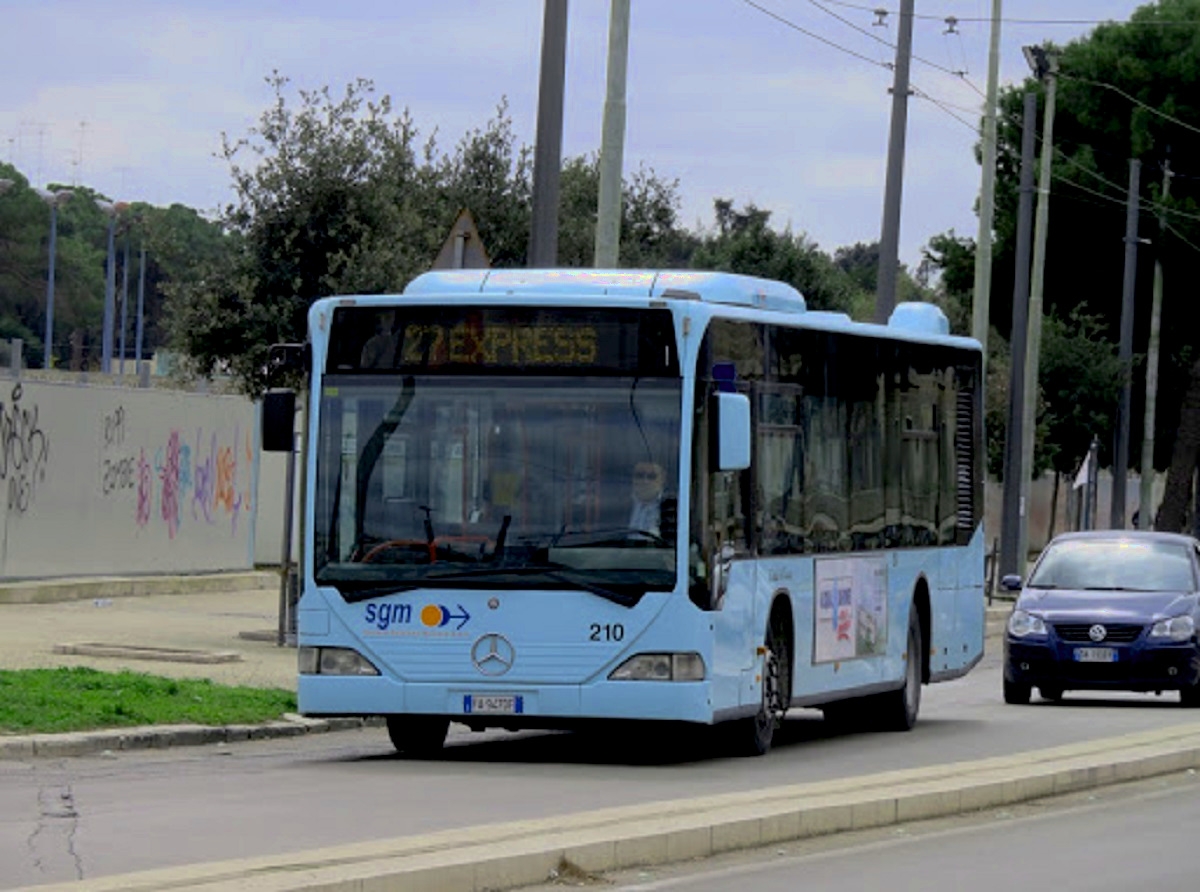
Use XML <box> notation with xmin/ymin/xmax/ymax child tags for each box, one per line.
<box><xmin>471</xmin><ymin>633</ymin><xmax>515</xmax><ymax>676</ymax></box>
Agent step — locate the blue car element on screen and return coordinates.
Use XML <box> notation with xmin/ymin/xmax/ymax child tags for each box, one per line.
<box><xmin>1002</xmin><ymin>530</ymin><xmax>1200</xmax><ymax>706</ymax></box>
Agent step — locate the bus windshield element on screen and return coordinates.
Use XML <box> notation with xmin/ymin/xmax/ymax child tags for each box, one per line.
<box><xmin>313</xmin><ymin>374</ymin><xmax>681</xmax><ymax>600</ymax></box>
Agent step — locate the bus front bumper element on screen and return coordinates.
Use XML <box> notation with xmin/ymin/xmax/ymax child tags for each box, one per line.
<box><xmin>298</xmin><ymin>675</ymin><xmax>716</xmax><ymax>725</ymax></box>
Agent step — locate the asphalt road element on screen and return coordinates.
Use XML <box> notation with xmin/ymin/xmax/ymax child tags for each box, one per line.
<box><xmin>3</xmin><ymin>648</ymin><xmax>1198</xmax><ymax>889</ymax></box>
<box><xmin>575</xmin><ymin>767</ymin><xmax>1200</xmax><ymax>891</ymax></box>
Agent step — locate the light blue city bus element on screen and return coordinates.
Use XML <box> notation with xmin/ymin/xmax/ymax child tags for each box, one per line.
<box><xmin>284</xmin><ymin>269</ymin><xmax>985</xmax><ymax>756</ymax></box>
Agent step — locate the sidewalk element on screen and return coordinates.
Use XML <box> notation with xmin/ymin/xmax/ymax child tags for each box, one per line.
<box><xmin>0</xmin><ymin>571</ymin><xmax>386</xmax><ymax>759</ymax></box>
<box><xmin>0</xmin><ymin>571</ymin><xmax>1014</xmax><ymax>759</ymax></box>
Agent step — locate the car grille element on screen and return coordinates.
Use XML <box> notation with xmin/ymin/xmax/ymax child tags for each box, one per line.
<box><xmin>1052</xmin><ymin>622</ymin><xmax>1143</xmax><ymax>643</ymax></box>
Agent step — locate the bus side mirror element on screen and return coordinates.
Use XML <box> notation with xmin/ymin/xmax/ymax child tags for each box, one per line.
<box><xmin>268</xmin><ymin>342</ymin><xmax>310</xmax><ymax>377</ymax></box>
<box><xmin>262</xmin><ymin>389</ymin><xmax>296</xmax><ymax>453</ymax></box>
<box><xmin>715</xmin><ymin>392</ymin><xmax>750</xmax><ymax>471</ymax></box>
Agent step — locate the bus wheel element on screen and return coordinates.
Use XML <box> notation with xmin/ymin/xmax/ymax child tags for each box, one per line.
<box><xmin>732</xmin><ymin>613</ymin><xmax>790</xmax><ymax>756</ymax></box>
<box><xmin>386</xmin><ymin>715</ymin><xmax>449</xmax><ymax>757</ymax></box>
<box><xmin>878</xmin><ymin>607</ymin><xmax>922</xmax><ymax>732</ymax></box>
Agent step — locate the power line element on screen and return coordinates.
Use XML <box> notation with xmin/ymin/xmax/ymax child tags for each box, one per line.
<box><xmin>804</xmin><ymin>0</ymin><xmax>978</xmax><ymax>81</ymax></box>
<box><xmin>818</xmin><ymin>0</ymin><xmax>1200</xmax><ymax>27</ymax></box>
<box><xmin>737</xmin><ymin>0</ymin><xmax>890</xmax><ymax>68</ymax></box>
<box><xmin>738</xmin><ymin>0</ymin><xmax>987</xmax><ymax>96</ymax></box>
<box><xmin>910</xmin><ymin>84</ymin><xmax>980</xmax><ymax>132</ymax></box>
<box><xmin>1164</xmin><ymin>220</ymin><xmax>1200</xmax><ymax>256</ymax></box>
<box><xmin>1059</xmin><ymin>72</ymin><xmax>1200</xmax><ymax>137</ymax></box>
<box><xmin>909</xmin><ymin>80</ymin><xmax>1200</xmax><ymax>230</ymax></box>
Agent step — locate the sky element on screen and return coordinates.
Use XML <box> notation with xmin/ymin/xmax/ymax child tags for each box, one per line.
<box><xmin>1</xmin><ymin>0</ymin><xmax>1151</xmax><ymax>271</ymax></box>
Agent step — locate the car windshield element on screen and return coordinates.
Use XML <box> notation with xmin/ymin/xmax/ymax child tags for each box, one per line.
<box><xmin>1027</xmin><ymin>539</ymin><xmax>1196</xmax><ymax>592</ymax></box>
<box><xmin>312</xmin><ymin>374</ymin><xmax>681</xmax><ymax>599</ymax></box>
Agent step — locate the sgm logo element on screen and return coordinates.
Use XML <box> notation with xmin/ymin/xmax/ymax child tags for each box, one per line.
<box><xmin>364</xmin><ymin>603</ymin><xmax>412</xmax><ymax>630</ymax></box>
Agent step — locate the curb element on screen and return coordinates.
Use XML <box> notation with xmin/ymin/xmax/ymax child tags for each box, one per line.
<box><xmin>0</xmin><ymin>714</ymin><xmax>384</xmax><ymax>761</ymax></box>
<box><xmin>0</xmin><ymin>571</ymin><xmax>280</xmax><ymax>605</ymax></box>
<box><xmin>23</xmin><ymin>721</ymin><xmax>1200</xmax><ymax>892</ymax></box>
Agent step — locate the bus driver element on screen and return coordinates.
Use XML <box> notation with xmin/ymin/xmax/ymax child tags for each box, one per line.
<box><xmin>629</xmin><ymin>461</ymin><xmax>665</xmax><ymax>536</ymax></box>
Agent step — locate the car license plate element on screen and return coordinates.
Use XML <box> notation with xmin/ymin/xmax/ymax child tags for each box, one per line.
<box><xmin>463</xmin><ymin>694</ymin><xmax>523</xmax><ymax>715</ymax></box>
<box><xmin>1074</xmin><ymin>647</ymin><xmax>1117</xmax><ymax>663</ymax></box>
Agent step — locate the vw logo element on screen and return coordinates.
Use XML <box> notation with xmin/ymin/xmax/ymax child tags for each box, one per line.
<box><xmin>1088</xmin><ymin>624</ymin><xmax>1108</xmax><ymax>642</ymax></box>
<box><xmin>471</xmin><ymin>633</ymin><xmax>515</xmax><ymax>676</ymax></box>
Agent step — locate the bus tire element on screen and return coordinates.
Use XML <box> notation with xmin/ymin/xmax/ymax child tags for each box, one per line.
<box><xmin>731</xmin><ymin>609</ymin><xmax>791</xmax><ymax>756</ymax></box>
<box><xmin>386</xmin><ymin>715</ymin><xmax>450</xmax><ymax>757</ymax></box>
<box><xmin>877</xmin><ymin>606</ymin><xmax>922</xmax><ymax>732</ymax></box>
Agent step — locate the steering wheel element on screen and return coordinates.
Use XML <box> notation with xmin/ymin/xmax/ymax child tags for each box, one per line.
<box><xmin>359</xmin><ymin>539</ymin><xmax>436</xmax><ymax>563</ymax></box>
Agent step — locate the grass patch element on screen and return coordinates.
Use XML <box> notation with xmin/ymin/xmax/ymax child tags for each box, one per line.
<box><xmin>0</xmin><ymin>667</ymin><xmax>297</xmax><ymax>735</ymax></box>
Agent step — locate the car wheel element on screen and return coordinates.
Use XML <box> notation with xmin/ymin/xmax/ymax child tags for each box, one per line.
<box><xmin>1180</xmin><ymin>681</ymin><xmax>1200</xmax><ymax>708</ymax></box>
<box><xmin>1039</xmin><ymin>685</ymin><xmax>1063</xmax><ymax>702</ymax></box>
<box><xmin>1003</xmin><ymin>678</ymin><xmax>1031</xmax><ymax>704</ymax></box>
<box><xmin>386</xmin><ymin>715</ymin><xmax>450</xmax><ymax>756</ymax></box>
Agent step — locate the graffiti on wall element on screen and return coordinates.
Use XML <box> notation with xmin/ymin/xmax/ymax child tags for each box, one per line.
<box><xmin>100</xmin><ymin>405</ymin><xmax>254</xmax><ymax>539</ymax></box>
<box><xmin>1</xmin><ymin>383</ymin><xmax>50</xmax><ymax>513</ymax></box>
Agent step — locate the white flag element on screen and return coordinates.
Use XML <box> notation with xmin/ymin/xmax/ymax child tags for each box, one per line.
<box><xmin>1072</xmin><ymin>453</ymin><xmax>1091</xmax><ymax>490</ymax></box>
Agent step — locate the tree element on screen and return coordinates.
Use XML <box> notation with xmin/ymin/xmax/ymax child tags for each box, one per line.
<box><xmin>987</xmin><ymin>0</ymin><xmax>1200</xmax><ymax>506</ymax></box>
<box><xmin>167</xmin><ymin>74</ymin><xmax>432</xmax><ymax>391</ymax></box>
<box><xmin>917</xmin><ymin>230</ymin><xmax>975</xmax><ymax>336</ymax></box>
<box><xmin>1037</xmin><ymin>309</ymin><xmax>1123</xmax><ymax>477</ymax></box>
<box><xmin>691</xmin><ymin>200</ymin><xmax>865</xmax><ymax>314</ymax></box>
<box><xmin>166</xmin><ymin>76</ymin><xmax>699</xmax><ymax>393</ymax></box>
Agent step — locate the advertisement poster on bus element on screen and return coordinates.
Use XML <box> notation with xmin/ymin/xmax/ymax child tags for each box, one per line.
<box><xmin>813</xmin><ymin>556</ymin><xmax>888</xmax><ymax>663</ymax></box>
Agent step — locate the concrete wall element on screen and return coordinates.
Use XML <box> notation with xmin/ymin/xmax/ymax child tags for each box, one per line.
<box><xmin>983</xmin><ymin>470</ymin><xmax>1165</xmax><ymax>560</ymax></box>
<box><xmin>0</xmin><ymin>377</ymin><xmax>260</xmax><ymax>578</ymax></box>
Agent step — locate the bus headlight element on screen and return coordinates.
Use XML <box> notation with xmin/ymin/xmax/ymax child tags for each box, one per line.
<box><xmin>298</xmin><ymin>646</ymin><xmax>380</xmax><ymax>676</ymax></box>
<box><xmin>609</xmin><ymin>653</ymin><xmax>705</xmax><ymax>681</ymax></box>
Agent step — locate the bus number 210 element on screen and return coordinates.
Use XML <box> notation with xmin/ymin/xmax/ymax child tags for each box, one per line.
<box><xmin>589</xmin><ymin>623</ymin><xmax>624</xmax><ymax>642</ymax></box>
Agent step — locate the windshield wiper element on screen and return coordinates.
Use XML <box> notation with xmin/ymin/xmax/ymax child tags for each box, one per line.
<box><xmin>421</xmin><ymin>564</ymin><xmax>639</xmax><ymax>607</ymax></box>
<box><xmin>521</xmin><ymin>527</ymin><xmax>668</xmax><ymax>549</ymax></box>
<box><xmin>332</xmin><ymin>582</ymin><xmax>423</xmax><ymax>603</ymax></box>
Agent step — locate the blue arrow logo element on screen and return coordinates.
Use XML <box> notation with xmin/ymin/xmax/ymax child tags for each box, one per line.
<box><xmin>443</xmin><ymin>604</ymin><xmax>471</xmax><ymax>630</ymax></box>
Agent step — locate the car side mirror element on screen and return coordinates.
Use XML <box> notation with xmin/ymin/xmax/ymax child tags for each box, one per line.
<box><xmin>1000</xmin><ymin>574</ymin><xmax>1023</xmax><ymax>592</ymax></box>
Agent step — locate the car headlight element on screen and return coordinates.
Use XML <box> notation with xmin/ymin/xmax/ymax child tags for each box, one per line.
<box><xmin>1149</xmin><ymin>615</ymin><xmax>1196</xmax><ymax>642</ymax></box>
<box><xmin>609</xmin><ymin>652</ymin><xmax>706</xmax><ymax>681</ymax></box>
<box><xmin>298</xmin><ymin>646</ymin><xmax>380</xmax><ymax>675</ymax></box>
<box><xmin>1007</xmin><ymin>609</ymin><xmax>1047</xmax><ymax>638</ymax></box>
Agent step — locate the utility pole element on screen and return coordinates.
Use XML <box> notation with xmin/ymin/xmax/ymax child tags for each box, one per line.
<box><xmin>119</xmin><ymin>228</ymin><xmax>130</xmax><ymax>375</ymax></box>
<box><xmin>1112</xmin><ymin>158</ymin><xmax>1142</xmax><ymax>528</ymax></box>
<box><xmin>100</xmin><ymin>206</ymin><xmax>117</xmax><ymax>374</ymax></box>
<box><xmin>1017</xmin><ymin>46</ymin><xmax>1057</xmax><ymax>566</ymax></box>
<box><xmin>528</xmin><ymin>0</ymin><xmax>569</xmax><ymax>268</ymax></box>
<box><xmin>999</xmin><ymin>93</ymin><xmax>1038</xmax><ymax>579</ymax></box>
<box><xmin>874</xmin><ymin>0</ymin><xmax>915</xmax><ymax>324</ymax></box>
<box><xmin>136</xmin><ymin>240</ymin><xmax>147</xmax><ymax>379</ymax></box>
<box><xmin>593</xmin><ymin>0</ymin><xmax>631</xmax><ymax>269</ymax></box>
<box><xmin>972</xmin><ymin>0</ymin><xmax>1004</xmax><ymax>375</ymax></box>
<box><xmin>1139</xmin><ymin>159</ymin><xmax>1171</xmax><ymax>528</ymax></box>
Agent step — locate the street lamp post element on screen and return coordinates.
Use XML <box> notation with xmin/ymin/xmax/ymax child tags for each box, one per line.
<box><xmin>35</xmin><ymin>187</ymin><xmax>74</xmax><ymax>369</ymax></box>
<box><xmin>95</xmin><ymin>199</ymin><xmax>122</xmax><ymax>374</ymax></box>
<box><xmin>1017</xmin><ymin>44</ymin><xmax>1058</xmax><ymax>563</ymax></box>
<box><xmin>135</xmin><ymin>239</ymin><xmax>146</xmax><ymax>380</ymax></box>
<box><xmin>119</xmin><ymin>223</ymin><xmax>131</xmax><ymax>375</ymax></box>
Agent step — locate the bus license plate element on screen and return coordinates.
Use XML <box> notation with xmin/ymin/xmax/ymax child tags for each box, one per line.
<box><xmin>1074</xmin><ymin>647</ymin><xmax>1116</xmax><ymax>663</ymax></box>
<box><xmin>463</xmin><ymin>694</ymin><xmax>523</xmax><ymax>715</ymax></box>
